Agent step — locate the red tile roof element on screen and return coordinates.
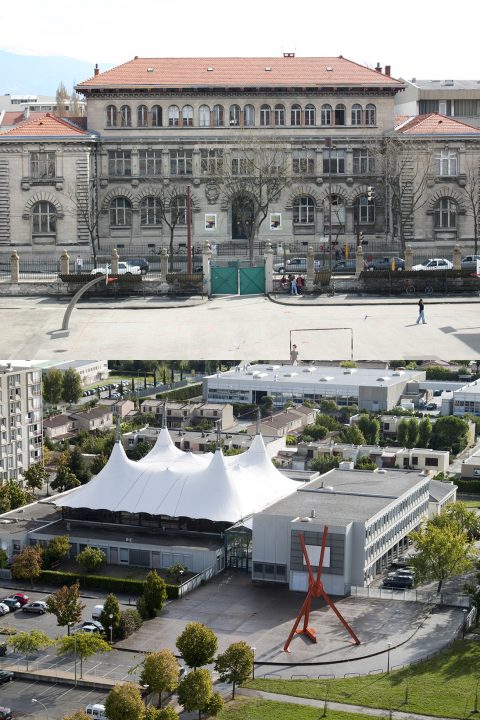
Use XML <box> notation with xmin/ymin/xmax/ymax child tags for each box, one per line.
<box><xmin>78</xmin><ymin>56</ymin><xmax>404</xmax><ymax>90</ymax></box>
<box><xmin>1</xmin><ymin>112</ymin><xmax>91</xmax><ymax>138</ymax></box>
<box><xmin>0</xmin><ymin>111</ymin><xmax>26</xmax><ymax>126</ymax></box>
<box><xmin>395</xmin><ymin>113</ymin><xmax>480</xmax><ymax>135</ymax></box>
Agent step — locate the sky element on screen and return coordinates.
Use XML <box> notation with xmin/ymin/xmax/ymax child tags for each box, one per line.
<box><xmin>1</xmin><ymin>0</ymin><xmax>479</xmax><ymax>81</ymax></box>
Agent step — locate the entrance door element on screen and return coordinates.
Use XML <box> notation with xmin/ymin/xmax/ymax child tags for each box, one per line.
<box><xmin>232</xmin><ymin>195</ymin><xmax>254</xmax><ymax>240</ymax></box>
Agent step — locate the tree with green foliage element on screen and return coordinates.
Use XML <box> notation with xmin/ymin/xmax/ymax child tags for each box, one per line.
<box><xmin>214</xmin><ymin>641</ymin><xmax>253</xmax><ymax>699</ymax></box>
<box><xmin>309</xmin><ymin>456</ymin><xmax>340</xmax><ymax>474</ymax></box>
<box><xmin>176</xmin><ymin>622</ymin><xmax>218</xmax><ymax>670</ymax></box>
<box><xmin>11</xmin><ymin>545</ymin><xmax>42</xmax><ymax>586</ymax></box>
<box><xmin>301</xmin><ymin>423</ymin><xmax>328</xmax><ymax>441</ymax></box>
<box><xmin>118</xmin><ymin>608</ymin><xmax>143</xmax><ymax>640</ymax></box>
<box><xmin>144</xmin><ymin>710</ymin><xmax>178</xmax><ymax>720</ymax></box>
<box><xmin>67</xmin><ymin>446</ymin><xmax>91</xmax><ymax>484</ymax></box>
<box><xmin>140</xmin><ymin>649</ymin><xmax>180</xmax><ymax>706</ymax></box>
<box><xmin>205</xmin><ymin>693</ymin><xmax>224</xmax><ymax>717</ymax></box>
<box><xmin>9</xmin><ymin>629</ymin><xmax>53</xmax><ymax>670</ymax></box>
<box><xmin>0</xmin><ymin>482</ymin><xmax>32</xmax><ymax>512</ymax></box>
<box><xmin>410</xmin><ymin>518</ymin><xmax>477</xmax><ymax>594</ymax></box>
<box><xmin>126</xmin><ymin>441</ymin><xmax>152</xmax><ymax>460</ymax></box>
<box><xmin>90</xmin><ymin>453</ymin><xmax>109</xmax><ymax>475</ymax></box>
<box><xmin>51</xmin><ymin>463</ymin><xmax>81</xmax><ymax>493</ymax></box>
<box><xmin>406</xmin><ymin>417</ymin><xmax>419</xmax><ymax>448</ymax></box>
<box><xmin>166</xmin><ymin>563</ymin><xmax>188</xmax><ymax>583</ymax></box>
<box><xmin>355</xmin><ymin>455</ymin><xmax>377</xmax><ymax>470</ymax></box>
<box><xmin>0</xmin><ymin>548</ymin><xmax>8</xmax><ymax>569</ymax></box>
<box><xmin>23</xmin><ymin>462</ymin><xmax>47</xmax><ymax>494</ymax></box>
<box><xmin>430</xmin><ymin>416</ymin><xmax>470</xmax><ymax>455</ymax></box>
<box><xmin>357</xmin><ymin>415</ymin><xmax>380</xmax><ymax>445</ymax></box>
<box><xmin>61</xmin><ymin>712</ymin><xmax>90</xmax><ymax>720</ymax></box>
<box><xmin>62</xmin><ymin>367</ymin><xmax>83</xmax><ymax>405</ymax></box>
<box><xmin>397</xmin><ymin>418</ymin><xmax>409</xmax><ymax>447</ymax></box>
<box><xmin>104</xmin><ymin>683</ymin><xmax>144</xmax><ymax>720</ymax></box>
<box><xmin>57</xmin><ymin>632</ymin><xmax>111</xmax><ymax>678</ymax></box>
<box><xmin>319</xmin><ymin>399</ymin><xmax>338</xmax><ymax>414</ymax></box>
<box><xmin>315</xmin><ymin>414</ymin><xmax>341</xmax><ymax>431</ymax></box>
<box><xmin>43</xmin><ymin>368</ymin><xmax>64</xmax><ymax>406</ymax></box>
<box><xmin>43</xmin><ymin>535</ymin><xmax>71</xmax><ymax>569</ymax></box>
<box><xmin>46</xmin><ymin>581</ymin><xmax>85</xmax><ymax>634</ymax></box>
<box><xmin>435</xmin><ymin>501</ymin><xmax>480</xmax><ymax>540</ymax></box>
<box><xmin>418</xmin><ymin>416</ymin><xmax>433</xmax><ymax>448</ymax></box>
<box><xmin>139</xmin><ymin>570</ymin><xmax>167</xmax><ymax>619</ymax></box>
<box><xmin>100</xmin><ymin>593</ymin><xmax>121</xmax><ymax>641</ymax></box>
<box><xmin>339</xmin><ymin>425</ymin><xmax>366</xmax><ymax>445</ymax></box>
<box><xmin>177</xmin><ymin>668</ymin><xmax>213</xmax><ymax>719</ymax></box>
<box><xmin>76</xmin><ymin>546</ymin><xmax>106</xmax><ymax>573</ymax></box>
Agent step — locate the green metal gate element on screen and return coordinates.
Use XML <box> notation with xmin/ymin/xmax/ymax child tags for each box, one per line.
<box><xmin>211</xmin><ymin>266</ymin><xmax>239</xmax><ymax>295</ymax></box>
<box><xmin>239</xmin><ymin>266</ymin><xmax>265</xmax><ymax>295</ymax></box>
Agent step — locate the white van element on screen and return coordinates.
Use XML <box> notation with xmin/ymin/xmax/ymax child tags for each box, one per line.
<box><xmin>85</xmin><ymin>705</ymin><xmax>107</xmax><ymax>720</ymax></box>
<box><xmin>91</xmin><ymin>604</ymin><xmax>104</xmax><ymax>620</ymax></box>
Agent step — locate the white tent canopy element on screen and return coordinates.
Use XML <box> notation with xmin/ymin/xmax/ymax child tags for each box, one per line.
<box><xmin>54</xmin><ymin>429</ymin><xmax>299</xmax><ymax>523</ymax></box>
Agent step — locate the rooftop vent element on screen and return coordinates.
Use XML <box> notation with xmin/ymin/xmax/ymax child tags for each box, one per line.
<box><xmin>392</xmin><ymin>371</ymin><xmax>404</xmax><ymax>376</ymax></box>
<box><xmin>283</xmin><ymin>52</ymin><xmax>295</xmax><ymax>58</ymax></box>
<box><xmin>443</xmin><ymin>79</ymin><xmax>454</xmax><ymax>86</ymax></box>
<box><xmin>282</xmin><ymin>372</ymin><xmax>298</xmax><ymax>377</ymax></box>
<box><xmin>310</xmin><ymin>509</ymin><xmax>316</xmax><ymax>518</ymax></box>
<box><xmin>207</xmin><ymin>67</ymin><xmax>214</xmax><ymax>71</ymax></box>
<box><xmin>319</xmin><ymin>376</ymin><xmax>334</xmax><ymax>382</ymax></box>
<box><xmin>302</xmin><ymin>367</ymin><xmax>316</xmax><ymax>373</ymax></box>
<box><xmin>147</xmin><ymin>67</ymin><xmax>154</xmax><ymax>72</ymax></box>
<box><xmin>265</xmin><ymin>67</ymin><xmax>272</xmax><ymax>71</ymax></box>
<box><xmin>326</xmin><ymin>66</ymin><xmax>333</xmax><ymax>71</ymax></box>
<box><xmin>377</xmin><ymin>377</ymin><xmax>388</xmax><ymax>382</ymax></box>
<box><xmin>299</xmin><ymin>516</ymin><xmax>312</xmax><ymax>522</ymax></box>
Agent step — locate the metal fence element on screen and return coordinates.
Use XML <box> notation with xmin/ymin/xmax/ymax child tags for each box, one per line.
<box><xmin>177</xmin><ymin>564</ymin><xmax>216</xmax><ymax>598</ymax></box>
<box><xmin>351</xmin><ymin>584</ymin><xmax>471</xmax><ymax>608</ymax></box>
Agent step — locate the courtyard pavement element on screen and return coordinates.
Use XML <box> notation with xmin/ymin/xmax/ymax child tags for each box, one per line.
<box><xmin>1</xmin><ymin>293</ymin><xmax>480</xmax><ymax>359</ymax></box>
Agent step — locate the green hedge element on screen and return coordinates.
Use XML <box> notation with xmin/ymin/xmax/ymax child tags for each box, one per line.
<box><xmin>155</xmin><ymin>383</ymin><xmax>202</xmax><ymax>401</ymax></box>
<box><xmin>38</xmin><ymin>570</ymin><xmax>179</xmax><ymax>599</ymax></box>
<box><xmin>454</xmin><ymin>479</ymin><xmax>480</xmax><ymax>494</ymax></box>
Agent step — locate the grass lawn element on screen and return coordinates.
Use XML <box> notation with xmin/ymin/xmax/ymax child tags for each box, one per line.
<box><xmin>246</xmin><ymin>640</ymin><xmax>480</xmax><ymax>718</ymax></box>
<box><xmin>463</xmin><ymin>500</ymin><xmax>480</xmax><ymax>508</ymax></box>
<box><xmin>218</xmin><ymin>698</ymin><xmax>381</xmax><ymax>720</ymax></box>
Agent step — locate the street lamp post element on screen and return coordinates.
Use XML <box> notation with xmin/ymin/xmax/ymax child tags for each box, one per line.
<box><xmin>68</xmin><ymin>622</ymin><xmax>77</xmax><ymax>685</ymax></box>
<box><xmin>32</xmin><ymin>698</ymin><xmax>48</xmax><ymax>720</ymax></box>
<box><xmin>109</xmin><ymin>613</ymin><xmax>113</xmax><ymax>643</ymax></box>
<box><xmin>251</xmin><ymin>646</ymin><xmax>256</xmax><ymax>680</ymax></box>
<box><xmin>387</xmin><ymin>642</ymin><xmax>391</xmax><ymax>674</ymax></box>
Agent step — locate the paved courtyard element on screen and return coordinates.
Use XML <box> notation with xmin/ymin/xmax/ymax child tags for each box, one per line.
<box><xmin>1</xmin><ymin>294</ymin><xmax>480</xmax><ymax>359</ymax></box>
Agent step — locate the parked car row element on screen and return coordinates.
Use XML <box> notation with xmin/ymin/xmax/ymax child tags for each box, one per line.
<box><xmin>273</xmin><ymin>255</ymin><xmax>479</xmax><ymax>275</ymax></box>
<box><xmin>82</xmin><ymin>381</ymin><xmax>127</xmax><ymax>397</ymax></box>
<box><xmin>382</xmin><ymin>566</ymin><xmax>416</xmax><ymax>589</ymax></box>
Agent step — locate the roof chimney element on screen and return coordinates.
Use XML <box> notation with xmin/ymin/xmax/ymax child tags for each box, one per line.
<box><xmin>375</xmin><ymin>62</ymin><xmax>382</xmax><ymax>73</ymax></box>
<box><xmin>385</xmin><ymin>65</ymin><xmax>391</xmax><ymax>77</ymax></box>
<box><xmin>283</xmin><ymin>52</ymin><xmax>295</xmax><ymax>58</ymax></box>
<box><xmin>94</xmin><ymin>63</ymin><xmax>99</xmax><ymax>76</ymax></box>
<box><xmin>23</xmin><ymin>107</ymin><xmax>30</xmax><ymax>120</ymax></box>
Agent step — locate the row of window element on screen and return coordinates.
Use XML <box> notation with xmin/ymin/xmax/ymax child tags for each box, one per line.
<box><xmin>105</xmin><ymin>102</ymin><xmax>377</xmax><ymax>128</ymax></box>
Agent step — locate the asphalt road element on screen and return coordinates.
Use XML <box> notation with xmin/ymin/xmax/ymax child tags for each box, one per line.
<box><xmin>0</xmin><ymin>678</ymin><xmax>107</xmax><ymax>720</ymax></box>
<box><xmin>1</xmin><ymin>295</ymin><xmax>480</xmax><ymax>360</ymax></box>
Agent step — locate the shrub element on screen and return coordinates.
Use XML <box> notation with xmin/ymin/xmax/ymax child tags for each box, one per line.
<box><xmin>118</xmin><ymin>609</ymin><xmax>143</xmax><ymax>640</ymax></box>
<box><xmin>37</xmin><ymin>570</ymin><xmax>178</xmax><ymax>598</ymax></box>
<box><xmin>76</xmin><ymin>546</ymin><xmax>107</xmax><ymax>573</ymax></box>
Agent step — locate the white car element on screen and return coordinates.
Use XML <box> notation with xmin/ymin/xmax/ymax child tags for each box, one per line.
<box><xmin>412</xmin><ymin>258</ymin><xmax>453</xmax><ymax>271</ymax></box>
<box><xmin>0</xmin><ymin>603</ymin><xmax>9</xmax><ymax>616</ymax></box>
<box><xmin>91</xmin><ymin>262</ymin><xmax>141</xmax><ymax>276</ymax></box>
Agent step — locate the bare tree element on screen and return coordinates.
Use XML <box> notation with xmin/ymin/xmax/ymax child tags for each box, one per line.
<box><xmin>66</xmin><ymin>177</ymin><xmax>101</xmax><ymax>268</ymax></box>
<box><xmin>152</xmin><ymin>184</ymin><xmax>197</xmax><ymax>271</ymax></box>
<box><xmin>462</xmin><ymin>156</ymin><xmax>480</xmax><ymax>255</ymax></box>
<box><xmin>55</xmin><ymin>82</ymin><xmax>69</xmax><ymax>117</ymax></box>
<box><xmin>216</xmin><ymin>139</ymin><xmax>292</xmax><ymax>263</ymax></box>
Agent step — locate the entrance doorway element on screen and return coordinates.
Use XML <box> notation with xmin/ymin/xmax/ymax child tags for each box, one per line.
<box><xmin>232</xmin><ymin>195</ymin><xmax>254</xmax><ymax>240</ymax></box>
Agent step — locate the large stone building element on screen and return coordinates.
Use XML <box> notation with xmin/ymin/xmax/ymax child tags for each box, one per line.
<box><xmin>1</xmin><ymin>55</ymin><xmax>480</xmax><ymax>258</ymax></box>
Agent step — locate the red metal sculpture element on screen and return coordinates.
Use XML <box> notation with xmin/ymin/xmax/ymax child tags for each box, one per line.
<box><xmin>284</xmin><ymin>526</ymin><xmax>361</xmax><ymax>652</ymax></box>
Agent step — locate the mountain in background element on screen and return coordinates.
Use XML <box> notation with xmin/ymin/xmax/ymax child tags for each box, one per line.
<box><xmin>0</xmin><ymin>49</ymin><xmax>114</xmax><ymax>96</ymax></box>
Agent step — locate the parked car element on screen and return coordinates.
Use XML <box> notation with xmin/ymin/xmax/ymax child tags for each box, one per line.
<box><xmin>0</xmin><ymin>671</ymin><xmax>13</xmax><ymax>685</ymax></box>
<box><xmin>0</xmin><ymin>707</ymin><xmax>13</xmax><ymax>720</ymax></box>
<box><xmin>11</xmin><ymin>593</ymin><xmax>29</xmax><ymax>606</ymax></box>
<box><xmin>388</xmin><ymin>569</ymin><xmax>415</xmax><ymax>579</ymax></box>
<box><xmin>0</xmin><ymin>603</ymin><xmax>9</xmax><ymax>616</ymax></box>
<box><xmin>426</xmin><ymin>402</ymin><xmax>438</xmax><ymax>410</ymax></box>
<box><xmin>367</xmin><ymin>256</ymin><xmax>405</xmax><ymax>271</ymax></box>
<box><xmin>85</xmin><ymin>704</ymin><xmax>107</xmax><ymax>720</ymax></box>
<box><xmin>273</xmin><ymin>257</ymin><xmax>324</xmax><ymax>274</ymax></box>
<box><xmin>74</xmin><ymin>625</ymin><xmax>101</xmax><ymax>634</ymax></box>
<box><xmin>1</xmin><ymin>598</ymin><xmax>20</xmax><ymax>612</ymax></box>
<box><xmin>92</xmin><ymin>604</ymin><xmax>105</xmax><ymax>620</ymax></box>
<box><xmin>333</xmin><ymin>258</ymin><xmax>368</xmax><ymax>272</ymax></box>
<box><xmin>22</xmin><ymin>600</ymin><xmax>47</xmax><ymax>614</ymax></box>
<box><xmin>91</xmin><ymin>262</ymin><xmax>142</xmax><ymax>276</ymax></box>
<box><xmin>126</xmin><ymin>257</ymin><xmax>149</xmax><ymax>275</ymax></box>
<box><xmin>82</xmin><ymin>620</ymin><xmax>104</xmax><ymax>632</ymax></box>
<box><xmin>433</xmin><ymin>389</ymin><xmax>442</xmax><ymax>396</ymax></box>
<box><xmin>412</xmin><ymin>258</ymin><xmax>453</xmax><ymax>271</ymax></box>
<box><xmin>461</xmin><ymin>255</ymin><xmax>480</xmax><ymax>269</ymax></box>
<box><xmin>382</xmin><ymin>576</ymin><xmax>414</xmax><ymax>589</ymax></box>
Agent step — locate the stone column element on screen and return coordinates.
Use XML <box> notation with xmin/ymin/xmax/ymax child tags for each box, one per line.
<box><xmin>452</xmin><ymin>243</ymin><xmax>462</xmax><ymax>270</ymax></box>
<box><xmin>10</xmin><ymin>250</ymin><xmax>19</xmax><ymax>284</ymax></box>
<box><xmin>355</xmin><ymin>245</ymin><xmax>364</xmax><ymax>277</ymax></box>
<box><xmin>405</xmin><ymin>244</ymin><xmax>413</xmax><ymax>271</ymax></box>
<box><xmin>111</xmin><ymin>248</ymin><xmax>119</xmax><ymax>274</ymax></box>
<box><xmin>160</xmin><ymin>247</ymin><xmax>169</xmax><ymax>279</ymax></box>
<box><xmin>306</xmin><ymin>245</ymin><xmax>315</xmax><ymax>292</ymax></box>
<box><xmin>59</xmin><ymin>250</ymin><xmax>70</xmax><ymax>275</ymax></box>
<box><xmin>264</xmin><ymin>241</ymin><xmax>274</xmax><ymax>294</ymax></box>
<box><xmin>202</xmin><ymin>242</ymin><xmax>212</xmax><ymax>296</ymax></box>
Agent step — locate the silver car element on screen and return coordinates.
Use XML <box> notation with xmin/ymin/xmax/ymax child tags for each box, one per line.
<box><xmin>91</xmin><ymin>262</ymin><xmax>141</xmax><ymax>276</ymax></box>
<box><xmin>412</xmin><ymin>258</ymin><xmax>453</xmax><ymax>271</ymax></box>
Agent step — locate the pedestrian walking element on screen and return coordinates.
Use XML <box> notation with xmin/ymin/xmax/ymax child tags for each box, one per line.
<box><xmin>75</xmin><ymin>255</ymin><xmax>84</xmax><ymax>274</ymax></box>
<box><xmin>296</xmin><ymin>274</ymin><xmax>304</xmax><ymax>294</ymax></box>
<box><xmin>290</xmin><ymin>274</ymin><xmax>298</xmax><ymax>295</ymax></box>
<box><xmin>416</xmin><ymin>298</ymin><xmax>426</xmax><ymax>324</ymax></box>
<box><xmin>290</xmin><ymin>344</ymin><xmax>299</xmax><ymax>365</ymax></box>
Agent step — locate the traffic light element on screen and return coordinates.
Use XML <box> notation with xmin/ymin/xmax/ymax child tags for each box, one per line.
<box><xmin>367</xmin><ymin>186</ymin><xmax>375</xmax><ymax>202</ymax></box>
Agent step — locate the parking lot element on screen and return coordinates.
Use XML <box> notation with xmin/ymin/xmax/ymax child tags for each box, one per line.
<box><xmin>0</xmin><ymin>678</ymin><xmax>107</xmax><ymax>720</ymax></box>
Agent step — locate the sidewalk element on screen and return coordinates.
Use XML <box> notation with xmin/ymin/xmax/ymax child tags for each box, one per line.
<box><xmin>268</xmin><ymin>292</ymin><xmax>480</xmax><ymax>307</ymax></box>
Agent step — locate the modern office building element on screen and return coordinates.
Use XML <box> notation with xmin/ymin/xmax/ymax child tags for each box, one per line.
<box><xmin>395</xmin><ymin>78</ymin><xmax>480</xmax><ymax>127</ymax></box>
<box><xmin>203</xmin><ymin>363</ymin><xmax>426</xmax><ymax>411</ymax></box>
<box><xmin>39</xmin><ymin>360</ymin><xmax>109</xmax><ymax>387</ymax></box>
<box><xmin>453</xmin><ymin>379</ymin><xmax>480</xmax><ymax>416</ymax></box>
<box><xmin>0</xmin><ymin>362</ymin><xmax>43</xmax><ymax>483</ymax></box>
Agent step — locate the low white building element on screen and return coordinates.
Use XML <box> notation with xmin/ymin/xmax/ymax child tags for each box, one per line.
<box><xmin>38</xmin><ymin>361</ymin><xmax>109</xmax><ymax>388</ymax></box>
<box><xmin>453</xmin><ymin>379</ymin><xmax>480</xmax><ymax>417</ymax></box>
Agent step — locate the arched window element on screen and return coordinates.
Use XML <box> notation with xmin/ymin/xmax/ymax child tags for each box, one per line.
<box><xmin>105</xmin><ymin>105</ymin><xmax>117</xmax><ymax>127</ymax></box>
<box><xmin>213</xmin><ymin>104</ymin><xmax>224</xmax><ymax>127</ymax></box>
<box><xmin>119</xmin><ymin>105</ymin><xmax>131</xmax><ymax>127</ymax></box>
<box><xmin>260</xmin><ymin>104</ymin><xmax>271</xmax><ymax>126</ymax></box>
<box><xmin>365</xmin><ymin>104</ymin><xmax>376</xmax><ymax>126</ymax></box>
<box><xmin>434</xmin><ymin>198</ymin><xmax>457</xmax><ymax>228</ymax></box>
<box><xmin>32</xmin><ymin>201</ymin><xmax>56</xmax><ymax>239</ymax></box>
<box><xmin>244</xmin><ymin>105</ymin><xmax>255</xmax><ymax>127</ymax></box>
<box><xmin>168</xmin><ymin>105</ymin><xmax>179</xmax><ymax>127</ymax></box>
<box><xmin>321</xmin><ymin>104</ymin><xmax>332</xmax><ymax>126</ymax></box>
<box><xmin>140</xmin><ymin>197</ymin><xmax>162</xmax><ymax>226</ymax></box>
<box><xmin>182</xmin><ymin>105</ymin><xmax>193</xmax><ymax>127</ymax></box>
<box><xmin>151</xmin><ymin>105</ymin><xmax>162</xmax><ymax>127</ymax></box>
<box><xmin>335</xmin><ymin>104</ymin><xmax>346</xmax><ymax>126</ymax></box>
<box><xmin>305</xmin><ymin>104</ymin><xmax>316</xmax><ymax>126</ymax></box>
<box><xmin>110</xmin><ymin>197</ymin><xmax>132</xmax><ymax>226</ymax></box>
<box><xmin>170</xmin><ymin>194</ymin><xmax>187</xmax><ymax>225</ymax></box>
<box><xmin>351</xmin><ymin>104</ymin><xmax>362</xmax><ymax>126</ymax></box>
<box><xmin>199</xmin><ymin>105</ymin><xmax>211</xmax><ymax>127</ymax></box>
<box><xmin>293</xmin><ymin>196</ymin><xmax>315</xmax><ymax>225</ymax></box>
<box><xmin>325</xmin><ymin>195</ymin><xmax>345</xmax><ymax>226</ymax></box>
<box><xmin>229</xmin><ymin>104</ymin><xmax>241</xmax><ymax>126</ymax></box>
<box><xmin>355</xmin><ymin>195</ymin><xmax>375</xmax><ymax>224</ymax></box>
<box><xmin>274</xmin><ymin>104</ymin><xmax>285</xmax><ymax>126</ymax></box>
<box><xmin>290</xmin><ymin>104</ymin><xmax>301</xmax><ymax>126</ymax></box>
<box><xmin>137</xmin><ymin>105</ymin><xmax>148</xmax><ymax>127</ymax></box>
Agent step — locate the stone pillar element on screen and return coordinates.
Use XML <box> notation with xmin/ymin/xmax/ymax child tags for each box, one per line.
<box><xmin>202</xmin><ymin>242</ymin><xmax>212</xmax><ymax>296</ymax></box>
<box><xmin>264</xmin><ymin>241</ymin><xmax>274</xmax><ymax>294</ymax></box>
<box><xmin>306</xmin><ymin>245</ymin><xmax>315</xmax><ymax>292</ymax></box>
<box><xmin>160</xmin><ymin>247</ymin><xmax>169</xmax><ymax>278</ymax></box>
<box><xmin>10</xmin><ymin>250</ymin><xmax>19</xmax><ymax>284</ymax></box>
<box><xmin>355</xmin><ymin>245</ymin><xmax>364</xmax><ymax>277</ymax></box>
<box><xmin>452</xmin><ymin>243</ymin><xmax>462</xmax><ymax>270</ymax></box>
<box><xmin>111</xmin><ymin>248</ymin><xmax>119</xmax><ymax>274</ymax></box>
<box><xmin>59</xmin><ymin>250</ymin><xmax>70</xmax><ymax>275</ymax></box>
<box><xmin>405</xmin><ymin>244</ymin><xmax>413</xmax><ymax>271</ymax></box>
